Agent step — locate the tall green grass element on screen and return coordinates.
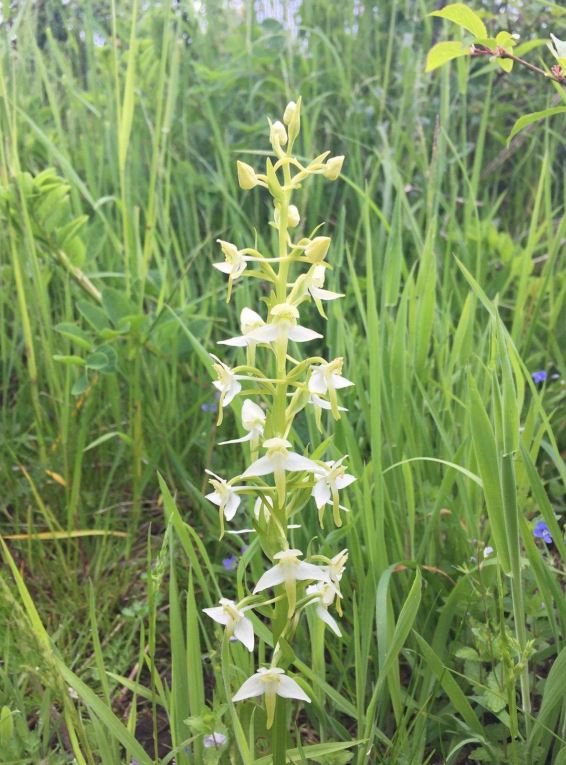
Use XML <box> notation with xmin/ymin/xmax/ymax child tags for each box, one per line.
<box><xmin>1</xmin><ymin>1</ymin><xmax>564</xmax><ymax>763</ymax></box>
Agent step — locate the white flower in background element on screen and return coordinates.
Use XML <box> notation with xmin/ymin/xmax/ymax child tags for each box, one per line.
<box><xmin>323</xmin><ymin>155</ymin><xmax>345</xmax><ymax>181</ymax></box>
<box><xmin>253</xmin><ymin>548</ymin><xmax>327</xmax><ymax>617</ymax></box>
<box><xmin>219</xmin><ymin>399</ymin><xmax>265</xmax><ymax>446</ymax></box>
<box><xmin>312</xmin><ymin>458</ymin><xmax>356</xmax><ymax>526</ymax></box>
<box><xmin>232</xmin><ymin>666</ymin><xmax>310</xmax><ymax>729</ymax></box>
<box><xmin>203</xmin><ymin>597</ymin><xmax>255</xmax><ymax>652</ymax></box>
<box><xmin>205</xmin><ymin>469</ymin><xmax>244</xmax><ymax>524</ymax></box>
<box><xmin>248</xmin><ymin>302</ymin><xmax>322</xmax><ymax>344</ymax></box>
<box><xmin>203</xmin><ymin>731</ymin><xmax>228</xmax><ymax>748</ymax></box>
<box><xmin>306</xmin><ymin>581</ymin><xmax>342</xmax><ymax>636</ymax></box>
<box><xmin>218</xmin><ymin>307</ymin><xmax>266</xmax><ymax>348</ymax></box>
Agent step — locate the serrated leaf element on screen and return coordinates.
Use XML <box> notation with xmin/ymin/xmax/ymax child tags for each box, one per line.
<box><xmin>425</xmin><ymin>41</ymin><xmax>469</xmax><ymax>72</ymax></box>
<box><xmin>431</xmin><ymin>3</ymin><xmax>487</xmax><ymax>39</ymax></box>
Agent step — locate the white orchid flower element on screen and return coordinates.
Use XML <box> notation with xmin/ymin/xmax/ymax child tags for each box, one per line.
<box><xmin>219</xmin><ymin>399</ymin><xmax>265</xmax><ymax>446</ymax></box>
<box><xmin>213</xmin><ymin>239</ymin><xmax>251</xmax><ymax>300</ymax></box>
<box><xmin>306</xmin><ymin>580</ymin><xmax>342</xmax><ymax>636</ymax></box>
<box><xmin>205</xmin><ymin>469</ymin><xmax>246</xmax><ymax>535</ymax></box>
<box><xmin>243</xmin><ymin>436</ymin><xmax>319</xmax><ymax>501</ymax></box>
<box><xmin>232</xmin><ymin>666</ymin><xmax>310</xmax><ymax>729</ymax></box>
<box><xmin>308</xmin><ymin>357</ymin><xmax>353</xmax><ymax>419</ymax></box>
<box><xmin>218</xmin><ymin>307</ymin><xmax>265</xmax><ymax>349</ymax></box>
<box><xmin>253</xmin><ymin>548</ymin><xmax>327</xmax><ymax>617</ymax></box>
<box><xmin>307</xmin><ymin>265</ymin><xmax>344</xmax><ymax>316</ymax></box>
<box><xmin>248</xmin><ymin>302</ymin><xmax>322</xmax><ymax>345</ymax></box>
<box><xmin>210</xmin><ymin>355</ymin><xmax>244</xmax><ymax>422</ymax></box>
<box><xmin>323</xmin><ymin>155</ymin><xmax>345</xmax><ymax>181</ymax></box>
<box><xmin>323</xmin><ymin>549</ymin><xmax>349</xmax><ymax>610</ymax></box>
<box><xmin>312</xmin><ymin>458</ymin><xmax>356</xmax><ymax>527</ymax></box>
<box><xmin>203</xmin><ymin>597</ymin><xmax>254</xmax><ymax>652</ymax></box>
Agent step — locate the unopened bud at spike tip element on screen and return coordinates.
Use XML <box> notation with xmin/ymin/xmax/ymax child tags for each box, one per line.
<box><xmin>270</xmin><ymin>120</ymin><xmax>288</xmax><ymax>148</ymax></box>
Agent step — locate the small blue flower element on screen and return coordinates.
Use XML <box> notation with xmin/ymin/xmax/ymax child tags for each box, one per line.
<box><xmin>533</xmin><ymin>521</ymin><xmax>552</xmax><ymax>545</ymax></box>
<box><xmin>531</xmin><ymin>370</ymin><xmax>547</xmax><ymax>384</ymax></box>
<box><xmin>222</xmin><ymin>555</ymin><xmax>238</xmax><ymax>571</ymax></box>
<box><xmin>201</xmin><ymin>401</ymin><xmax>219</xmax><ymax>413</ymax></box>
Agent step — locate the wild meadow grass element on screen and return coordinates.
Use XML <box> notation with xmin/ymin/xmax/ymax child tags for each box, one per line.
<box><xmin>0</xmin><ymin>1</ymin><xmax>565</xmax><ymax>763</ymax></box>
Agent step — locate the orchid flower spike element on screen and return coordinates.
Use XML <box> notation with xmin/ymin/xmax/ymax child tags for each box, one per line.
<box><xmin>243</xmin><ymin>436</ymin><xmax>319</xmax><ymax>502</ymax></box>
<box><xmin>253</xmin><ymin>548</ymin><xmax>327</xmax><ymax>617</ymax></box>
<box><xmin>232</xmin><ymin>666</ymin><xmax>310</xmax><ymax>729</ymax></box>
<box><xmin>249</xmin><ymin>302</ymin><xmax>322</xmax><ymax>345</ymax></box>
<box><xmin>203</xmin><ymin>597</ymin><xmax>254</xmax><ymax>651</ymax></box>
<box><xmin>306</xmin><ymin>581</ymin><xmax>342</xmax><ymax>636</ymax></box>
<box><xmin>308</xmin><ymin>357</ymin><xmax>354</xmax><ymax>419</ymax></box>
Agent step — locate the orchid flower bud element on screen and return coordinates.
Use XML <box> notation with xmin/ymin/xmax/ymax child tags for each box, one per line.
<box><xmin>269</xmin><ymin>120</ymin><xmax>288</xmax><ymax>150</ymax></box>
<box><xmin>324</xmin><ymin>155</ymin><xmax>345</xmax><ymax>181</ymax></box>
<box><xmin>283</xmin><ymin>97</ymin><xmax>301</xmax><ymax>143</ymax></box>
<box><xmin>304</xmin><ymin>236</ymin><xmax>331</xmax><ymax>263</ymax></box>
<box><xmin>237</xmin><ymin>160</ymin><xmax>259</xmax><ymax>190</ymax></box>
<box><xmin>274</xmin><ymin>204</ymin><xmax>300</xmax><ymax>229</ymax></box>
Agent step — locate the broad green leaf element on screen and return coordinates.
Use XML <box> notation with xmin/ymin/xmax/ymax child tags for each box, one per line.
<box><xmin>414</xmin><ymin>632</ymin><xmax>484</xmax><ymax>736</ymax></box>
<box><xmin>468</xmin><ymin>375</ymin><xmax>510</xmax><ymax>573</ymax></box>
<box><xmin>253</xmin><ymin>739</ymin><xmax>363</xmax><ymax>764</ymax></box>
<box><xmin>508</xmin><ymin>106</ymin><xmax>566</xmax><ymax>143</ymax></box>
<box><xmin>430</xmin><ymin>3</ymin><xmax>487</xmax><ymax>39</ymax></box>
<box><xmin>425</xmin><ymin>40</ymin><xmax>469</xmax><ymax>72</ymax></box>
<box><xmin>54</xmin><ymin>322</ymin><xmax>93</xmax><ymax>351</ymax></box>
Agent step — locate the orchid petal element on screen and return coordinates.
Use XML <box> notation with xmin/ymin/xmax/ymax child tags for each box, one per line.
<box><xmin>276</xmin><ymin>676</ymin><xmax>311</xmax><ymax>702</ymax></box>
<box><xmin>233</xmin><ymin>616</ymin><xmax>255</xmax><ymax>652</ymax></box>
<box><xmin>232</xmin><ymin>675</ymin><xmax>265</xmax><ymax>702</ymax></box>
<box><xmin>253</xmin><ymin>565</ymin><xmax>286</xmax><ymax>592</ymax></box>
<box><xmin>288</xmin><ymin>325</ymin><xmax>323</xmax><ymax>343</ymax></box>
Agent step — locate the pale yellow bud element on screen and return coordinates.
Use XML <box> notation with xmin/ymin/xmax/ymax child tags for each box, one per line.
<box><xmin>237</xmin><ymin>160</ymin><xmax>259</xmax><ymax>190</ymax></box>
<box><xmin>324</xmin><ymin>156</ymin><xmax>345</xmax><ymax>181</ymax></box>
<box><xmin>274</xmin><ymin>204</ymin><xmax>300</xmax><ymax>229</ymax></box>
<box><xmin>283</xmin><ymin>101</ymin><xmax>298</xmax><ymax>125</ymax></box>
<box><xmin>270</xmin><ymin>120</ymin><xmax>288</xmax><ymax>148</ymax></box>
<box><xmin>305</xmin><ymin>236</ymin><xmax>331</xmax><ymax>263</ymax></box>
<box><xmin>285</xmin><ymin>97</ymin><xmax>301</xmax><ymax>143</ymax></box>
<box><xmin>288</xmin><ymin>205</ymin><xmax>300</xmax><ymax>228</ymax></box>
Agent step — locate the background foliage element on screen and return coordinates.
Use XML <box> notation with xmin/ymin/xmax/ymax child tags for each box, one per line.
<box><xmin>0</xmin><ymin>0</ymin><xmax>565</xmax><ymax>763</ymax></box>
